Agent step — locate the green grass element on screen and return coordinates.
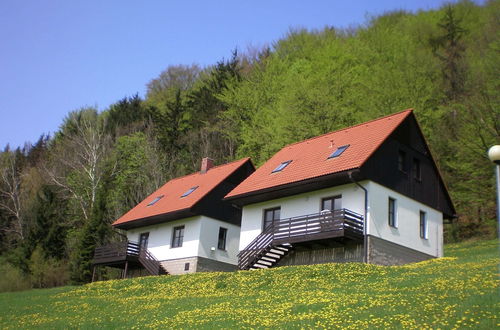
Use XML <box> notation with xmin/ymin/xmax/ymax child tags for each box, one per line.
<box><xmin>1</xmin><ymin>240</ymin><xmax>499</xmax><ymax>329</ymax></box>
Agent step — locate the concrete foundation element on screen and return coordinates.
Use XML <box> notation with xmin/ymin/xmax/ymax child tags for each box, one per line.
<box><xmin>160</xmin><ymin>256</ymin><xmax>236</xmax><ymax>275</ymax></box>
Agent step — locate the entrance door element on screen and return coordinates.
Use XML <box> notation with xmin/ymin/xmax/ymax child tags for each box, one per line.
<box><xmin>139</xmin><ymin>232</ymin><xmax>149</xmax><ymax>250</ymax></box>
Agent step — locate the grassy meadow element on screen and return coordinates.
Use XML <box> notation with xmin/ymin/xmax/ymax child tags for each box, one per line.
<box><xmin>0</xmin><ymin>239</ymin><xmax>498</xmax><ymax>329</ymax></box>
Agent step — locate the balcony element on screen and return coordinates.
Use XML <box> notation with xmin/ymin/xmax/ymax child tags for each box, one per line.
<box><xmin>238</xmin><ymin>208</ymin><xmax>364</xmax><ymax>270</ymax></box>
<box><xmin>92</xmin><ymin>241</ymin><xmax>167</xmax><ymax>279</ymax></box>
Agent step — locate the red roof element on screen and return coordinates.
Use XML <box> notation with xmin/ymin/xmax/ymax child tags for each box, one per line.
<box><xmin>226</xmin><ymin>110</ymin><xmax>413</xmax><ymax>199</ymax></box>
<box><xmin>113</xmin><ymin>158</ymin><xmax>251</xmax><ymax>227</ymax></box>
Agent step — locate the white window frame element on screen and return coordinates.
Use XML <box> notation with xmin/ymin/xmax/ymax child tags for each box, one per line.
<box><xmin>388</xmin><ymin>197</ymin><xmax>398</xmax><ymax>228</ymax></box>
<box><xmin>419</xmin><ymin>210</ymin><xmax>428</xmax><ymax>239</ymax></box>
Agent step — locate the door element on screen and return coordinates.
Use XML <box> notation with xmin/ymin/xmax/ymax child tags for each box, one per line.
<box><xmin>263</xmin><ymin>207</ymin><xmax>281</xmax><ymax>230</ymax></box>
<box><xmin>320</xmin><ymin>196</ymin><xmax>342</xmax><ymax>231</ymax></box>
<box><xmin>139</xmin><ymin>232</ymin><xmax>149</xmax><ymax>251</ymax></box>
<box><xmin>321</xmin><ymin>195</ymin><xmax>342</xmax><ymax>212</ymax></box>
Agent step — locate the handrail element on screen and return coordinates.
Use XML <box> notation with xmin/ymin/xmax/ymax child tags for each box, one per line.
<box><xmin>238</xmin><ymin>208</ymin><xmax>364</xmax><ymax>270</ymax></box>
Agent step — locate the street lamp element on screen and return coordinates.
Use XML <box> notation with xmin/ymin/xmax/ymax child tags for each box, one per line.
<box><xmin>488</xmin><ymin>145</ymin><xmax>500</xmax><ymax>241</ymax></box>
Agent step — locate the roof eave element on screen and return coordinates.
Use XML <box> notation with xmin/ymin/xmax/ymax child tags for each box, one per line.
<box><xmin>225</xmin><ymin>169</ymin><xmax>360</xmax><ymax>206</ymax></box>
<box><xmin>112</xmin><ymin>207</ymin><xmax>196</xmax><ymax>230</ymax></box>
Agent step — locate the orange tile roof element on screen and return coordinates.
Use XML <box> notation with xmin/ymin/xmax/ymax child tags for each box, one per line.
<box><xmin>113</xmin><ymin>158</ymin><xmax>251</xmax><ymax>227</ymax></box>
<box><xmin>226</xmin><ymin>110</ymin><xmax>413</xmax><ymax>199</ymax></box>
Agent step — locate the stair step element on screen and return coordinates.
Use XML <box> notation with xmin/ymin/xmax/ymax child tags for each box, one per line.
<box><xmin>256</xmin><ymin>260</ymin><xmax>273</xmax><ymax>266</ymax></box>
<box><xmin>260</xmin><ymin>256</ymin><xmax>277</xmax><ymax>262</ymax></box>
<box><xmin>252</xmin><ymin>264</ymin><xmax>269</xmax><ymax>269</ymax></box>
<box><xmin>273</xmin><ymin>246</ymin><xmax>289</xmax><ymax>252</ymax></box>
<box><xmin>264</xmin><ymin>252</ymin><xmax>281</xmax><ymax>259</ymax></box>
<box><xmin>269</xmin><ymin>249</ymin><xmax>285</xmax><ymax>255</ymax></box>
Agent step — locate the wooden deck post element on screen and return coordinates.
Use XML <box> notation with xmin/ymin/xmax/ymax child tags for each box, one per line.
<box><xmin>91</xmin><ymin>266</ymin><xmax>97</xmax><ymax>282</ymax></box>
<box><xmin>123</xmin><ymin>261</ymin><xmax>129</xmax><ymax>279</ymax></box>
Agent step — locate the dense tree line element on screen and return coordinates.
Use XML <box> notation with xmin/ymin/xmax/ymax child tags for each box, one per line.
<box><xmin>0</xmin><ymin>0</ymin><xmax>498</xmax><ymax>290</ymax></box>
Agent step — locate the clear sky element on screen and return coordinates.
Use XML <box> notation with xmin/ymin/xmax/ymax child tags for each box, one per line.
<box><xmin>0</xmin><ymin>0</ymin><xmax>483</xmax><ymax>149</ymax></box>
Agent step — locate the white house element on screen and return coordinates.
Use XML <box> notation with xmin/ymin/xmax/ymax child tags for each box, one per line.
<box><xmin>93</xmin><ymin>157</ymin><xmax>255</xmax><ymax>276</ymax></box>
<box><xmin>225</xmin><ymin>109</ymin><xmax>455</xmax><ymax>269</ymax></box>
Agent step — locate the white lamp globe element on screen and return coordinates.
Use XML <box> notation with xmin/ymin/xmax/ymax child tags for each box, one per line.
<box><xmin>488</xmin><ymin>145</ymin><xmax>500</xmax><ymax>164</ymax></box>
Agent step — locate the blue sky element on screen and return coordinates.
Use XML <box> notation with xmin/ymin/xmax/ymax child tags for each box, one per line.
<box><xmin>0</xmin><ymin>0</ymin><xmax>482</xmax><ymax>148</ymax></box>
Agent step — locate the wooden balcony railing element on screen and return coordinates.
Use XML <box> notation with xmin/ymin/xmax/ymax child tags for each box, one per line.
<box><xmin>238</xmin><ymin>208</ymin><xmax>364</xmax><ymax>270</ymax></box>
<box><xmin>93</xmin><ymin>241</ymin><xmax>166</xmax><ymax>276</ymax></box>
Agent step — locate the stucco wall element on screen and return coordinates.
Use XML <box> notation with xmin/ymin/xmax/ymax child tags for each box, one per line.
<box><xmin>239</xmin><ymin>180</ymin><xmax>443</xmax><ymax>259</ymax></box>
<box><xmin>239</xmin><ymin>183</ymin><xmax>366</xmax><ymax>250</ymax></box>
<box><xmin>198</xmin><ymin>217</ymin><xmax>240</xmax><ymax>265</ymax></box>
<box><xmin>126</xmin><ymin>216</ymin><xmax>202</xmax><ymax>261</ymax></box>
<box><xmin>126</xmin><ymin>215</ymin><xmax>240</xmax><ymax>266</ymax></box>
<box><xmin>367</xmin><ymin>181</ymin><xmax>443</xmax><ymax>257</ymax></box>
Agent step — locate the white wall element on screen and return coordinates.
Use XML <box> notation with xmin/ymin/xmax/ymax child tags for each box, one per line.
<box><xmin>239</xmin><ymin>183</ymin><xmax>365</xmax><ymax>250</ymax></box>
<box><xmin>367</xmin><ymin>181</ymin><xmax>443</xmax><ymax>257</ymax></box>
<box><xmin>238</xmin><ymin>180</ymin><xmax>444</xmax><ymax>258</ymax></box>
<box><xmin>198</xmin><ymin>217</ymin><xmax>240</xmax><ymax>265</ymax></box>
<box><xmin>126</xmin><ymin>216</ymin><xmax>241</xmax><ymax>264</ymax></box>
<box><xmin>126</xmin><ymin>216</ymin><xmax>202</xmax><ymax>261</ymax></box>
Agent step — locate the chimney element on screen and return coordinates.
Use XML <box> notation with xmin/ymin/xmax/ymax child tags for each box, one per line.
<box><xmin>200</xmin><ymin>157</ymin><xmax>214</xmax><ymax>174</ymax></box>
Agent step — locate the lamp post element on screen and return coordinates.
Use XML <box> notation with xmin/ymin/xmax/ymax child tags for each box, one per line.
<box><xmin>488</xmin><ymin>145</ymin><xmax>500</xmax><ymax>242</ymax></box>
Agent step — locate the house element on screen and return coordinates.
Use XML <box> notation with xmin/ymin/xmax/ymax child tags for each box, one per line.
<box><xmin>225</xmin><ymin>109</ymin><xmax>455</xmax><ymax>270</ymax></box>
<box><xmin>92</xmin><ymin>157</ymin><xmax>255</xmax><ymax>277</ymax></box>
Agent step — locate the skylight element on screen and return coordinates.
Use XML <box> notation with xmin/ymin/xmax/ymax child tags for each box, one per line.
<box><xmin>181</xmin><ymin>186</ymin><xmax>199</xmax><ymax>198</ymax></box>
<box><xmin>272</xmin><ymin>160</ymin><xmax>292</xmax><ymax>173</ymax></box>
<box><xmin>147</xmin><ymin>195</ymin><xmax>164</xmax><ymax>206</ymax></box>
<box><xmin>328</xmin><ymin>145</ymin><xmax>350</xmax><ymax>159</ymax></box>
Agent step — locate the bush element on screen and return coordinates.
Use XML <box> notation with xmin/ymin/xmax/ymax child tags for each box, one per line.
<box><xmin>29</xmin><ymin>246</ymin><xmax>70</xmax><ymax>289</ymax></box>
<box><xmin>0</xmin><ymin>259</ymin><xmax>31</xmax><ymax>292</ymax></box>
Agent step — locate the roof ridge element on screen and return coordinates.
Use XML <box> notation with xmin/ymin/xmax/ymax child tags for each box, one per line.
<box><xmin>168</xmin><ymin>157</ymin><xmax>251</xmax><ymax>182</ymax></box>
<box><xmin>283</xmin><ymin>109</ymin><xmax>414</xmax><ymax>149</ymax></box>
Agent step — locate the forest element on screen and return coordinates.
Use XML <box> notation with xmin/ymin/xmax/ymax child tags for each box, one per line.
<box><xmin>0</xmin><ymin>0</ymin><xmax>498</xmax><ymax>290</ymax></box>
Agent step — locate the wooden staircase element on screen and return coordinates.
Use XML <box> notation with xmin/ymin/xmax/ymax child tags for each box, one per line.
<box><xmin>248</xmin><ymin>244</ymin><xmax>293</xmax><ymax>270</ymax></box>
<box><xmin>138</xmin><ymin>247</ymin><xmax>168</xmax><ymax>276</ymax></box>
<box><xmin>238</xmin><ymin>209</ymin><xmax>364</xmax><ymax>270</ymax></box>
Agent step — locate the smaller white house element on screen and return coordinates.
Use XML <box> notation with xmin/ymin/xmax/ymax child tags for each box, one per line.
<box><xmin>93</xmin><ymin>157</ymin><xmax>254</xmax><ymax>276</ymax></box>
<box><xmin>225</xmin><ymin>109</ymin><xmax>455</xmax><ymax>269</ymax></box>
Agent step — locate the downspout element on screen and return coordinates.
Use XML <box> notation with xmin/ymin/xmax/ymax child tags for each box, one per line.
<box><xmin>348</xmin><ymin>170</ymin><xmax>368</xmax><ymax>264</ymax></box>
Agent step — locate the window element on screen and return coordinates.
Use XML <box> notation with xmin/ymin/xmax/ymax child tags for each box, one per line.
<box><xmin>272</xmin><ymin>160</ymin><xmax>292</xmax><ymax>173</ymax></box>
<box><xmin>420</xmin><ymin>211</ymin><xmax>428</xmax><ymax>239</ymax></box>
<box><xmin>388</xmin><ymin>197</ymin><xmax>397</xmax><ymax>228</ymax></box>
<box><xmin>413</xmin><ymin>158</ymin><xmax>421</xmax><ymax>181</ymax></box>
<box><xmin>328</xmin><ymin>145</ymin><xmax>350</xmax><ymax>159</ymax></box>
<box><xmin>184</xmin><ymin>262</ymin><xmax>190</xmax><ymax>271</ymax></box>
<box><xmin>321</xmin><ymin>195</ymin><xmax>342</xmax><ymax>211</ymax></box>
<box><xmin>218</xmin><ymin>227</ymin><xmax>228</xmax><ymax>250</ymax></box>
<box><xmin>398</xmin><ymin>150</ymin><xmax>406</xmax><ymax>172</ymax></box>
<box><xmin>181</xmin><ymin>186</ymin><xmax>198</xmax><ymax>198</ymax></box>
<box><xmin>171</xmin><ymin>225</ymin><xmax>185</xmax><ymax>248</ymax></box>
<box><xmin>139</xmin><ymin>232</ymin><xmax>149</xmax><ymax>249</ymax></box>
<box><xmin>263</xmin><ymin>207</ymin><xmax>281</xmax><ymax>230</ymax></box>
<box><xmin>147</xmin><ymin>195</ymin><xmax>164</xmax><ymax>206</ymax></box>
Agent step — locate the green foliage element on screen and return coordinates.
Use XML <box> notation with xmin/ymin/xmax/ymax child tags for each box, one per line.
<box><xmin>27</xmin><ymin>185</ymin><xmax>68</xmax><ymax>260</ymax></box>
<box><xmin>107</xmin><ymin>132</ymin><xmax>165</xmax><ymax>219</ymax></box>
<box><xmin>29</xmin><ymin>246</ymin><xmax>69</xmax><ymax>289</ymax></box>
<box><xmin>0</xmin><ymin>240</ymin><xmax>498</xmax><ymax>327</ymax></box>
<box><xmin>0</xmin><ymin>258</ymin><xmax>31</xmax><ymax>292</ymax></box>
<box><xmin>104</xmin><ymin>95</ymin><xmax>147</xmax><ymax>137</ymax></box>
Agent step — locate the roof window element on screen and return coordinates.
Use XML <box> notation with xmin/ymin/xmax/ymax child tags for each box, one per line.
<box><xmin>328</xmin><ymin>145</ymin><xmax>350</xmax><ymax>159</ymax></box>
<box><xmin>147</xmin><ymin>195</ymin><xmax>164</xmax><ymax>206</ymax></box>
<box><xmin>272</xmin><ymin>160</ymin><xmax>292</xmax><ymax>173</ymax></box>
<box><xmin>181</xmin><ymin>186</ymin><xmax>199</xmax><ymax>198</ymax></box>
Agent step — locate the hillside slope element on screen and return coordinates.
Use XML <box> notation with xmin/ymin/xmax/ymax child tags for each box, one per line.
<box><xmin>0</xmin><ymin>240</ymin><xmax>498</xmax><ymax>328</ymax></box>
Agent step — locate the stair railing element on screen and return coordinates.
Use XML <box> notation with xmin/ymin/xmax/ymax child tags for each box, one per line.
<box><xmin>138</xmin><ymin>247</ymin><xmax>166</xmax><ymax>275</ymax></box>
<box><xmin>237</xmin><ymin>222</ymin><xmax>276</xmax><ymax>270</ymax></box>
